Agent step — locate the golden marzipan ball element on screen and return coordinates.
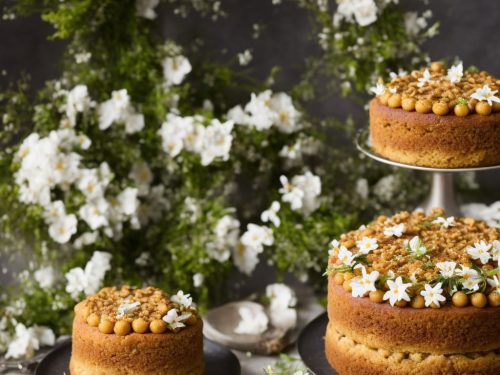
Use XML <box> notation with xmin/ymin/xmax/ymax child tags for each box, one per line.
<box><xmin>343</xmin><ymin>279</ymin><xmax>352</xmax><ymax>293</ymax></box>
<box><xmin>369</xmin><ymin>290</ymin><xmax>385</xmax><ymax>303</ymax></box>
<box><xmin>87</xmin><ymin>313</ymin><xmax>100</xmax><ymax>327</ymax></box>
<box><xmin>468</xmin><ymin>98</ymin><xmax>478</xmax><ymax>113</ymax></box>
<box><xmin>395</xmin><ymin>300</ymin><xmax>407</xmax><ymax>308</ymax></box>
<box><xmin>430</xmin><ymin>61</ymin><xmax>445</xmax><ymax>73</ymax></box>
<box><xmin>334</xmin><ymin>272</ymin><xmax>344</xmax><ymax>285</ymax></box>
<box><xmin>114</xmin><ymin>320</ymin><xmax>132</xmax><ymax>336</ymax></box>
<box><xmin>402</xmin><ymin>97</ymin><xmax>416</xmax><ymax>111</ymax></box>
<box><xmin>488</xmin><ymin>292</ymin><xmax>500</xmax><ymax>307</ymax></box>
<box><xmin>454</xmin><ymin>103</ymin><xmax>469</xmax><ymax>117</ymax></box>
<box><xmin>150</xmin><ymin>319</ymin><xmax>167</xmax><ymax>334</ymax></box>
<box><xmin>411</xmin><ymin>295</ymin><xmax>425</xmax><ymax>309</ymax></box>
<box><xmin>471</xmin><ymin>293</ymin><xmax>487</xmax><ymax>308</ymax></box>
<box><xmin>452</xmin><ymin>291</ymin><xmax>469</xmax><ymax>307</ymax></box>
<box><xmin>432</xmin><ymin>101</ymin><xmax>449</xmax><ymax>116</ymax></box>
<box><xmin>379</xmin><ymin>92</ymin><xmax>390</xmax><ymax>105</ymax></box>
<box><xmin>476</xmin><ymin>101</ymin><xmax>492</xmax><ymax>116</ymax></box>
<box><xmin>388</xmin><ymin>94</ymin><xmax>402</xmax><ymax>108</ymax></box>
<box><xmin>132</xmin><ymin>318</ymin><xmax>149</xmax><ymax>333</ymax></box>
<box><xmin>98</xmin><ymin>320</ymin><xmax>115</xmax><ymax>334</ymax></box>
<box><xmin>185</xmin><ymin>315</ymin><xmax>197</xmax><ymax>326</ymax></box>
<box><xmin>415</xmin><ymin>99</ymin><xmax>432</xmax><ymax>113</ymax></box>
<box><xmin>343</xmin><ymin>272</ymin><xmax>354</xmax><ymax>281</ymax></box>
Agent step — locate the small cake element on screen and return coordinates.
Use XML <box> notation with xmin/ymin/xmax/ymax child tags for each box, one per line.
<box><xmin>325</xmin><ymin>209</ymin><xmax>500</xmax><ymax>375</ymax></box>
<box><xmin>369</xmin><ymin>62</ymin><xmax>500</xmax><ymax>168</ymax></box>
<box><xmin>70</xmin><ymin>286</ymin><xmax>204</xmax><ymax>375</ymax></box>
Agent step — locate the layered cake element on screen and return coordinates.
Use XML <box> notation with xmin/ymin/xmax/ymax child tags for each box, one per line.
<box><xmin>369</xmin><ymin>62</ymin><xmax>500</xmax><ymax>168</ymax></box>
<box><xmin>326</xmin><ymin>209</ymin><xmax>500</xmax><ymax>375</ymax></box>
<box><xmin>70</xmin><ymin>286</ymin><xmax>204</xmax><ymax>375</ymax></box>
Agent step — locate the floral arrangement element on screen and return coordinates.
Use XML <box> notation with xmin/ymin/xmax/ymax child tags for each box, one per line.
<box><xmin>0</xmin><ymin>0</ymin><xmax>447</xmax><ymax>359</ymax></box>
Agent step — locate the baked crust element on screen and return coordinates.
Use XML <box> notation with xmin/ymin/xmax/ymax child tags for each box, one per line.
<box><xmin>70</xmin><ymin>314</ymin><xmax>204</xmax><ymax>375</ymax></box>
<box><xmin>369</xmin><ymin>99</ymin><xmax>500</xmax><ymax>168</ymax></box>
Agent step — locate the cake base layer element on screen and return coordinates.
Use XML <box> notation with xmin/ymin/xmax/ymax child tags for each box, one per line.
<box><xmin>325</xmin><ymin>323</ymin><xmax>500</xmax><ymax>375</ymax></box>
<box><xmin>369</xmin><ymin>99</ymin><xmax>500</xmax><ymax>168</ymax></box>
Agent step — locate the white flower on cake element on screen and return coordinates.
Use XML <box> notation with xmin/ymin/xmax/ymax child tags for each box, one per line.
<box><xmin>234</xmin><ymin>305</ymin><xmax>269</xmax><ymax>335</ymax></box>
<box><xmin>356</xmin><ymin>237</ymin><xmax>378</xmax><ymax>254</ymax></box>
<box><xmin>436</xmin><ymin>261</ymin><xmax>457</xmax><ymax>278</ymax></box>
<box><xmin>162</xmin><ymin>308</ymin><xmax>192</xmax><ymax>330</ymax></box>
<box><xmin>446</xmin><ymin>62</ymin><xmax>463</xmax><ymax>84</ymax></box>
<box><xmin>337</xmin><ymin>246</ymin><xmax>355</xmax><ymax>267</ymax></box>
<box><xmin>328</xmin><ymin>239</ymin><xmax>340</xmax><ymax>257</ymax></box>
<box><xmin>388</xmin><ymin>87</ymin><xmax>397</xmax><ymax>94</ymax></box>
<box><xmin>420</xmin><ymin>282</ymin><xmax>446</xmax><ymax>307</ymax></box>
<box><xmin>432</xmin><ymin>216</ymin><xmax>455</xmax><ymax>228</ymax></box>
<box><xmin>350</xmin><ymin>266</ymin><xmax>379</xmax><ymax>298</ymax></box>
<box><xmin>261</xmin><ymin>201</ymin><xmax>281</xmax><ymax>227</ymax></box>
<box><xmin>136</xmin><ymin>0</ymin><xmax>159</xmax><ymax>19</ymax></box>
<box><xmin>466</xmin><ymin>240</ymin><xmax>492</xmax><ymax>264</ymax></box>
<box><xmin>405</xmin><ymin>236</ymin><xmax>427</xmax><ymax>258</ymax></box>
<box><xmin>5</xmin><ymin>324</ymin><xmax>55</xmax><ymax>359</ymax></box>
<box><xmin>491</xmin><ymin>240</ymin><xmax>500</xmax><ymax>262</ymax></box>
<box><xmin>171</xmin><ymin>290</ymin><xmax>193</xmax><ymax>308</ymax></box>
<box><xmin>162</xmin><ymin>55</ymin><xmax>192</xmax><ymax>86</ymax></box>
<box><xmin>369</xmin><ymin>82</ymin><xmax>385</xmax><ymax>96</ymax></box>
<box><xmin>417</xmin><ymin>69</ymin><xmax>431</xmax><ymax>88</ymax></box>
<box><xmin>487</xmin><ymin>275</ymin><xmax>500</xmax><ymax>294</ymax></box>
<box><xmin>470</xmin><ymin>85</ymin><xmax>500</xmax><ymax>106</ymax></box>
<box><xmin>383</xmin><ymin>276</ymin><xmax>411</xmax><ymax>306</ymax></box>
<box><xmin>383</xmin><ymin>223</ymin><xmax>405</xmax><ymax>237</ymax></box>
<box><xmin>116</xmin><ymin>301</ymin><xmax>140</xmax><ymax>318</ymax></box>
<box><xmin>457</xmin><ymin>266</ymin><xmax>481</xmax><ymax>292</ymax></box>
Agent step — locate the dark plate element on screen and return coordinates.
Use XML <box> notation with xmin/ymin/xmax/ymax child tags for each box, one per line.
<box><xmin>298</xmin><ymin>312</ymin><xmax>338</xmax><ymax>375</ymax></box>
<box><xmin>35</xmin><ymin>337</ymin><xmax>240</xmax><ymax>375</ymax></box>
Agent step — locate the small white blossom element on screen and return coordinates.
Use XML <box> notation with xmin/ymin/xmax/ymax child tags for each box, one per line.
<box><xmin>432</xmin><ymin>216</ymin><xmax>455</xmax><ymax>228</ymax></box>
<box><xmin>337</xmin><ymin>246</ymin><xmax>355</xmax><ymax>267</ymax></box>
<box><xmin>162</xmin><ymin>308</ymin><xmax>192</xmax><ymax>330</ymax></box>
<box><xmin>417</xmin><ymin>69</ymin><xmax>432</xmax><ymax>88</ymax></box>
<box><xmin>116</xmin><ymin>301</ymin><xmax>140</xmax><ymax>318</ymax></box>
<box><xmin>193</xmin><ymin>273</ymin><xmax>204</xmax><ymax>288</ymax></box>
<box><xmin>162</xmin><ymin>55</ymin><xmax>192</xmax><ymax>86</ymax></box>
<box><xmin>261</xmin><ymin>201</ymin><xmax>281</xmax><ymax>227</ymax></box>
<box><xmin>74</xmin><ymin>52</ymin><xmax>91</xmax><ymax>64</ymax></box>
<box><xmin>237</xmin><ymin>49</ymin><xmax>253</xmax><ymax>66</ymax></box>
<box><xmin>34</xmin><ymin>266</ymin><xmax>57</xmax><ymax>289</ymax></box>
<box><xmin>383</xmin><ymin>276</ymin><xmax>412</xmax><ymax>306</ymax></box>
<box><xmin>199</xmin><ymin>119</ymin><xmax>234</xmax><ymax>166</ymax></box>
<box><xmin>466</xmin><ymin>240</ymin><xmax>492</xmax><ymax>264</ymax></box>
<box><xmin>279</xmin><ymin>175</ymin><xmax>304</xmax><ymax>211</ymax></box>
<box><xmin>447</xmin><ymin>62</ymin><xmax>463</xmax><ymax>84</ymax></box>
<box><xmin>487</xmin><ymin>275</ymin><xmax>500</xmax><ymax>294</ymax></box>
<box><xmin>436</xmin><ymin>261</ymin><xmax>457</xmax><ymax>278</ymax></box>
<box><xmin>369</xmin><ymin>82</ymin><xmax>385</xmax><ymax>96</ymax></box>
<box><xmin>470</xmin><ymin>85</ymin><xmax>500</xmax><ymax>106</ymax></box>
<box><xmin>5</xmin><ymin>324</ymin><xmax>55</xmax><ymax>359</ymax></box>
<box><xmin>383</xmin><ymin>224</ymin><xmax>405</xmax><ymax>238</ymax></box>
<box><xmin>65</xmin><ymin>251</ymin><xmax>112</xmax><ymax>299</ymax></box>
<box><xmin>420</xmin><ymin>282</ymin><xmax>446</xmax><ymax>307</ymax></box>
<box><xmin>65</xmin><ymin>85</ymin><xmax>93</xmax><ymax>127</ymax></box>
<box><xmin>356</xmin><ymin>237</ymin><xmax>378</xmax><ymax>254</ymax></box>
<box><xmin>350</xmin><ymin>266</ymin><xmax>379</xmax><ymax>298</ymax></box>
<box><xmin>234</xmin><ymin>305</ymin><xmax>268</xmax><ymax>335</ymax></box>
<box><xmin>328</xmin><ymin>239</ymin><xmax>340</xmax><ymax>257</ymax></box>
<box><xmin>48</xmin><ymin>214</ymin><xmax>78</xmax><ymax>244</ymax></box>
<box><xmin>491</xmin><ymin>240</ymin><xmax>500</xmax><ymax>262</ymax></box>
<box><xmin>457</xmin><ymin>266</ymin><xmax>481</xmax><ymax>292</ymax></box>
<box><xmin>241</xmin><ymin>224</ymin><xmax>274</xmax><ymax>250</ymax></box>
<box><xmin>171</xmin><ymin>290</ymin><xmax>193</xmax><ymax>308</ymax></box>
<box><xmin>405</xmin><ymin>236</ymin><xmax>427</xmax><ymax>258</ymax></box>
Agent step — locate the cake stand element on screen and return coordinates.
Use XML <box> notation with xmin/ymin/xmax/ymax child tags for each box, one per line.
<box><xmin>356</xmin><ymin>130</ymin><xmax>500</xmax><ymax>216</ymax></box>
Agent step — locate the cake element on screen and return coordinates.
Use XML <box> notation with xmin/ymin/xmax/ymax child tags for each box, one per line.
<box><xmin>325</xmin><ymin>208</ymin><xmax>500</xmax><ymax>375</ymax></box>
<box><xmin>369</xmin><ymin>62</ymin><xmax>500</xmax><ymax>168</ymax></box>
<box><xmin>70</xmin><ymin>286</ymin><xmax>204</xmax><ymax>375</ymax></box>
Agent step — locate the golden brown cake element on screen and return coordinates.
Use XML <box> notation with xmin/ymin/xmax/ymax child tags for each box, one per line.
<box><xmin>369</xmin><ymin>62</ymin><xmax>500</xmax><ymax>168</ymax></box>
<box><xmin>325</xmin><ymin>209</ymin><xmax>500</xmax><ymax>375</ymax></box>
<box><xmin>70</xmin><ymin>286</ymin><xmax>204</xmax><ymax>375</ymax></box>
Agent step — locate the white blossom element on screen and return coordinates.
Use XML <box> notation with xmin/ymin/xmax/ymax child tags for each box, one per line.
<box><xmin>65</xmin><ymin>251</ymin><xmax>112</xmax><ymax>299</ymax></box>
<box><xmin>456</xmin><ymin>266</ymin><xmax>481</xmax><ymax>292</ymax></box>
<box><xmin>65</xmin><ymin>85</ymin><xmax>93</xmax><ymax>127</ymax></box>
<box><xmin>136</xmin><ymin>0</ymin><xmax>159</xmax><ymax>19</ymax></box>
<box><xmin>237</xmin><ymin>49</ymin><xmax>253</xmax><ymax>66</ymax></box>
<box><xmin>117</xmin><ymin>187</ymin><xmax>139</xmax><ymax>216</ymax></box>
<box><xmin>193</xmin><ymin>273</ymin><xmax>204</xmax><ymax>288</ymax></box>
<box><xmin>436</xmin><ymin>261</ymin><xmax>457</xmax><ymax>278</ymax></box>
<box><xmin>162</xmin><ymin>308</ymin><xmax>192</xmax><ymax>330</ymax></box>
<box><xmin>261</xmin><ymin>201</ymin><xmax>281</xmax><ymax>227</ymax></box>
<box><xmin>350</xmin><ymin>266</ymin><xmax>379</xmax><ymax>298</ymax></box>
<box><xmin>279</xmin><ymin>175</ymin><xmax>304</xmax><ymax>211</ymax></box>
<box><xmin>384</xmin><ymin>223</ymin><xmax>405</xmax><ymax>237</ymax></box>
<box><xmin>356</xmin><ymin>236</ymin><xmax>378</xmax><ymax>254</ymax></box>
<box><xmin>199</xmin><ymin>119</ymin><xmax>234</xmax><ymax>166</ymax></box>
<box><xmin>74</xmin><ymin>52</ymin><xmax>91</xmax><ymax>64</ymax></box>
<box><xmin>171</xmin><ymin>290</ymin><xmax>193</xmax><ymax>308</ymax></box>
<box><xmin>466</xmin><ymin>240</ymin><xmax>492</xmax><ymax>264</ymax></box>
<box><xmin>420</xmin><ymin>282</ymin><xmax>446</xmax><ymax>307</ymax></box>
<box><xmin>470</xmin><ymin>85</ymin><xmax>500</xmax><ymax>106</ymax></box>
<box><xmin>116</xmin><ymin>302</ymin><xmax>140</xmax><ymax>318</ymax></box>
<box><xmin>432</xmin><ymin>216</ymin><xmax>455</xmax><ymax>228</ymax></box>
<box><xmin>279</xmin><ymin>172</ymin><xmax>321</xmax><ymax>216</ymax></box>
<box><xmin>241</xmin><ymin>224</ymin><xmax>274</xmax><ymax>250</ymax></box>
<box><xmin>337</xmin><ymin>246</ymin><xmax>355</xmax><ymax>267</ymax></box>
<box><xmin>369</xmin><ymin>82</ymin><xmax>385</xmax><ymax>96</ymax></box>
<box><xmin>162</xmin><ymin>55</ymin><xmax>192</xmax><ymax>85</ymax></box>
<box><xmin>5</xmin><ymin>324</ymin><xmax>55</xmax><ymax>359</ymax></box>
<box><xmin>79</xmin><ymin>198</ymin><xmax>109</xmax><ymax>230</ymax></box>
<box><xmin>417</xmin><ymin>69</ymin><xmax>432</xmax><ymax>88</ymax></box>
<box><xmin>268</xmin><ymin>93</ymin><xmax>301</xmax><ymax>133</ymax></box>
<box><xmin>234</xmin><ymin>305</ymin><xmax>268</xmax><ymax>335</ymax></box>
<box><xmin>447</xmin><ymin>62</ymin><xmax>463</xmax><ymax>84</ymax></box>
<box><xmin>487</xmin><ymin>275</ymin><xmax>500</xmax><ymax>294</ymax></box>
<box><xmin>48</xmin><ymin>214</ymin><xmax>78</xmax><ymax>244</ymax></box>
<box><xmin>34</xmin><ymin>266</ymin><xmax>57</xmax><ymax>289</ymax></box>
<box><xmin>405</xmin><ymin>236</ymin><xmax>427</xmax><ymax>258</ymax></box>
<box><xmin>233</xmin><ymin>242</ymin><xmax>261</xmax><ymax>276</ymax></box>
<box><xmin>383</xmin><ymin>276</ymin><xmax>411</xmax><ymax>306</ymax></box>
<box><xmin>98</xmin><ymin>89</ymin><xmax>144</xmax><ymax>133</ymax></box>
<box><xmin>335</xmin><ymin>0</ymin><xmax>378</xmax><ymax>27</ymax></box>
<box><xmin>207</xmin><ymin>215</ymin><xmax>240</xmax><ymax>262</ymax></box>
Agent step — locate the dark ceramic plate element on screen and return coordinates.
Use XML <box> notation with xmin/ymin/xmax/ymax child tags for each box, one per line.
<box><xmin>35</xmin><ymin>337</ymin><xmax>240</xmax><ymax>375</ymax></box>
<box><xmin>298</xmin><ymin>312</ymin><xmax>339</xmax><ymax>375</ymax></box>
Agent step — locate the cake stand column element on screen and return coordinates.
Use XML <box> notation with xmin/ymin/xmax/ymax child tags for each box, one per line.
<box><xmin>418</xmin><ymin>172</ymin><xmax>461</xmax><ymax>216</ymax></box>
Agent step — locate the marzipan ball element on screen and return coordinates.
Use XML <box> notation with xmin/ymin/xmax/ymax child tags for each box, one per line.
<box><xmin>430</xmin><ymin>61</ymin><xmax>445</xmax><ymax>73</ymax></box>
<box><xmin>488</xmin><ymin>292</ymin><xmax>500</xmax><ymax>307</ymax></box>
<box><xmin>379</xmin><ymin>92</ymin><xmax>391</xmax><ymax>105</ymax></box>
<box><xmin>343</xmin><ymin>279</ymin><xmax>352</xmax><ymax>293</ymax></box>
<box><xmin>395</xmin><ymin>300</ymin><xmax>407</xmax><ymax>308</ymax></box>
<box><xmin>150</xmin><ymin>319</ymin><xmax>167</xmax><ymax>334</ymax></box>
<box><xmin>334</xmin><ymin>272</ymin><xmax>344</xmax><ymax>285</ymax></box>
<box><xmin>343</xmin><ymin>272</ymin><xmax>354</xmax><ymax>281</ymax></box>
<box><xmin>402</xmin><ymin>97</ymin><xmax>416</xmax><ymax>111</ymax></box>
<box><xmin>475</xmin><ymin>101</ymin><xmax>492</xmax><ymax>116</ymax></box>
<box><xmin>452</xmin><ymin>291</ymin><xmax>468</xmax><ymax>307</ymax></box>
<box><xmin>185</xmin><ymin>315</ymin><xmax>197</xmax><ymax>326</ymax></box>
<box><xmin>415</xmin><ymin>99</ymin><xmax>432</xmax><ymax>114</ymax></box>
<box><xmin>388</xmin><ymin>94</ymin><xmax>402</xmax><ymax>108</ymax></box>
<box><xmin>98</xmin><ymin>320</ymin><xmax>115</xmax><ymax>334</ymax></box>
<box><xmin>411</xmin><ymin>295</ymin><xmax>425</xmax><ymax>309</ymax></box>
<box><xmin>471</xmin><ymin>293</ymin><xmax>487</xmax><ymax>308</ymax></box>
<box><xmin>114</xmin><ymin>320</ymin><xmax>132</xmax><ymax>336</ymax></box>
<box><xmin>158</xmin><ymin>303</ymin><xmax>169</xmax><ymax>315</ymax></box>
<box><xmin>432</xmin><ymin>101</ymin><xmax>449</xmax><ymax>116</ymax></box>
<box><xmin>369</xmin><ymin>290</ymin><xmax>384</xmax><ymax>303</ymax></box>
<box><xmin>468</xmin><ymin>99</ymin><xmax>478</xmax><ymax>113</ymax></box>
<box><xmin>454</xmin><ymin>103</ymin><xmax>469</xmax><ymax>117</ymax></box>
<box><xmin>87</xmin><ymin>313</ymin><xmax>100</xmax><ymax>327</ymax></box>
<box><xmin>132</xmin><ymin>318</ymin><xmax>149</xmax><ymax>333</ymax></box>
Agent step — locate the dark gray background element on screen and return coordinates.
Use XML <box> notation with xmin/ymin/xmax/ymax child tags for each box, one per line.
<box><xmin>0</xmin><ymin>0</ymin><xmax>499</xmax><ymax>196</ymax></box>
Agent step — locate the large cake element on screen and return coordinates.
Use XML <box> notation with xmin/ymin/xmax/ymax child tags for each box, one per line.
<box><xmin>369</xmin><ymin>62</ymin><xmax>500</xmax><ymax>168</ymax></box>
<box><xmin>70</xmin><ymin>286</ymin><xmax>204</xmax><ymax>375</ymax></box>
<box><xmin>326</xmin><ymin>209</ymin><xmax>500</xmax><ymax>375</ymax></box>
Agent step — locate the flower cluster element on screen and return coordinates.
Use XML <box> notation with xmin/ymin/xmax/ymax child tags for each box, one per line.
<box><xmin>265</xmin><ymin>283</ymin><xmax>297</xmax><ymax>332</ymax></box>
<box><xmin>65</xmin><ymin>251</ymin><xmax>112</xmax><ymax>300</ymax></box>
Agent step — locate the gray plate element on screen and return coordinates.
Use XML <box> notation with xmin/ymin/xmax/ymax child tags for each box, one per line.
<box><xmin>298</xmin><ymin>313</ymin><xmax>338</xmax><ymax>375</ymax></box>
<box><xmin>35</xmin><ymin>337</ymin><xmax>240</xmax><ymax>375</ymax></box>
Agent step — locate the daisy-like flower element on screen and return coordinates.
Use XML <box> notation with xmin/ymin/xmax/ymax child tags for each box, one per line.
<box><xmin>356</xmin><ymin>237</ymin><xmax>378</xmax><ymax>254</ymax></box>
<box><xmin>328</xmin><ymin>239</ymin><xmax>340</xmax><ymax>257</ymax></box>
<box><xmin>471</xmin><ymin>85</ymin><xmax>500</xmax><ymax>106</ymax></box>
<box><xmin>436</xmin><ymin>261</ymin><xmax>457</xmax><ymax>278</ymax></box>
<box><xmin>350</xmin><ymin>266</ymin><xmax>379</xmax><ymax>298</ymax></box>
<box><xmin>466</xmin><ymin>240</ymin><xmax>492</xmax><ymax>264</ymax></box>
<box><xmin>162</xmin><ymin>55</ymin><xmax>192</xmax><ymax>86</ymax></box>
<box><xmin>279</xmin><ymin>175</ymin><xmax>304</xmax><ymax>211</ymax></box>
<box><xmin>405</xmin><ymin>236</ymin><xmax>427</xmax><ymax>258</ymax></box>
<box><xmin>337</xmin><ymin>246</ymin><xmax>355</xmax><ymax>267</ymax></box>
<box><xmin>457</xmin><ymin>266</ymin><xmax>482</xmax><ymax>292</ymax></box>
<box><xmin>446</xmin><ymin>62</ymin><xmax>463</xmax><ymax>84</ymax></box>
<box><xmin>369</xmin><ymin>82</ymin><xmax>385</xmax><ymax>96</ymax></box>
<box><xmin>383</xmin><ymin>223</ymin><xmax>405</xmax><ymax>238</ymax></box>
<box><xmin>417</xmin><ymin>69</ymin><xmax>431</xmax><ymax>88</ymax></box>
<box><xmin>116</xmin><ymin>301</ymin><xmax>140</xmax><ymax>318</ymax></box>
<box><xmin>260</xmin><ymin>201</ymin><xmax>281</xmax><ymax>227</ymax></box>
<box><xmin>234</xmin><ymin>305</ymin><xmax>268</xmax><ymax>335</ymax></box>
<box><xmin>383</xmin><ymin>276</ymin><xmax>412</xmax><ymax>306</ymax></box>
<box><xmin>162</xmin><ymin>308</ymin><xmax>192</xmax><ymax>330</ymax></box>
<box><xmin>490</xmin><ymin>240</ymin><xmax>500</xmax><ymax>262</ymax></box>
<box><xmin>432</xmin><ymin>216</ymin><xmax>455</xmax><ymax>228</ymax></box>
<box><xmin>171</xmin><ymin>290</ymin><xmax>193</xmax><ymax>308</ymax></box>
<box><xmin>487</xmin><ymin>275</ymin><xmax>500</xmax><ymax>294</ymax></box>
<box><xmin>420</xmin><ymin>282</ymin><xmax>446</xmax><ymax>307</ymax></box>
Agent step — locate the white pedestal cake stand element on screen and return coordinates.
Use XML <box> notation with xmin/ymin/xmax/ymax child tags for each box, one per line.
<box><xmin>355</xmin><ymin>130</ymin><xmax>500</xmax><ymax>216</ymax></box>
